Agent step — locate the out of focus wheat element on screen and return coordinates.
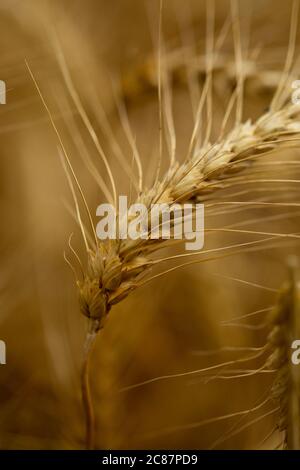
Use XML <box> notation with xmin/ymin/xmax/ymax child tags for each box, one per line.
<box><xmin>0</xmin><ymin>0</ymin><xmax>300</xmax><ymax>449</ymax></box>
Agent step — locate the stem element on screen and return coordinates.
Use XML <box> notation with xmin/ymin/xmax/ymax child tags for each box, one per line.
<box><xmin>81</xmin><ymin>321</ymin><xmax>99</xmax><ymax>450</ymax></box>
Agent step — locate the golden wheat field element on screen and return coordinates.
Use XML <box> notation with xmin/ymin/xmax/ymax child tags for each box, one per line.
<box><xmin>1</xmin><ymin>0</ymin><xmax>300</xmax><ymax>452</ymax></box>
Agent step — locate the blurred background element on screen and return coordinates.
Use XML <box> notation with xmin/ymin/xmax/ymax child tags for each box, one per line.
<box><xmin>0</xmin><ymin>0</ymin><xmax>299</xmax><ymax>449</ymax></box>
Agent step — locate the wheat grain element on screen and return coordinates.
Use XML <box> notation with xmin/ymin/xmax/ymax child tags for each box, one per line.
<box><xmin>121</xmin><ymin>52</ymin><xmax>298</xmax><ymax>106</ymax></box>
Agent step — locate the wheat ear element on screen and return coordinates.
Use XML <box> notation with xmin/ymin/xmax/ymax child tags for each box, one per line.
<box><xmin>25</xmin><ymin>9</ymin><xmax>300</xmax><ymax>446</ymax></box>
<box><xmin>121</xmin><ymin>51</ymin><xmax>299</xmax><ymax>106</ymax></box>
<box><xmin>74</xmin><ymin>99</ymin><xmax>300</xmax><ymax>448</ymax></box>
